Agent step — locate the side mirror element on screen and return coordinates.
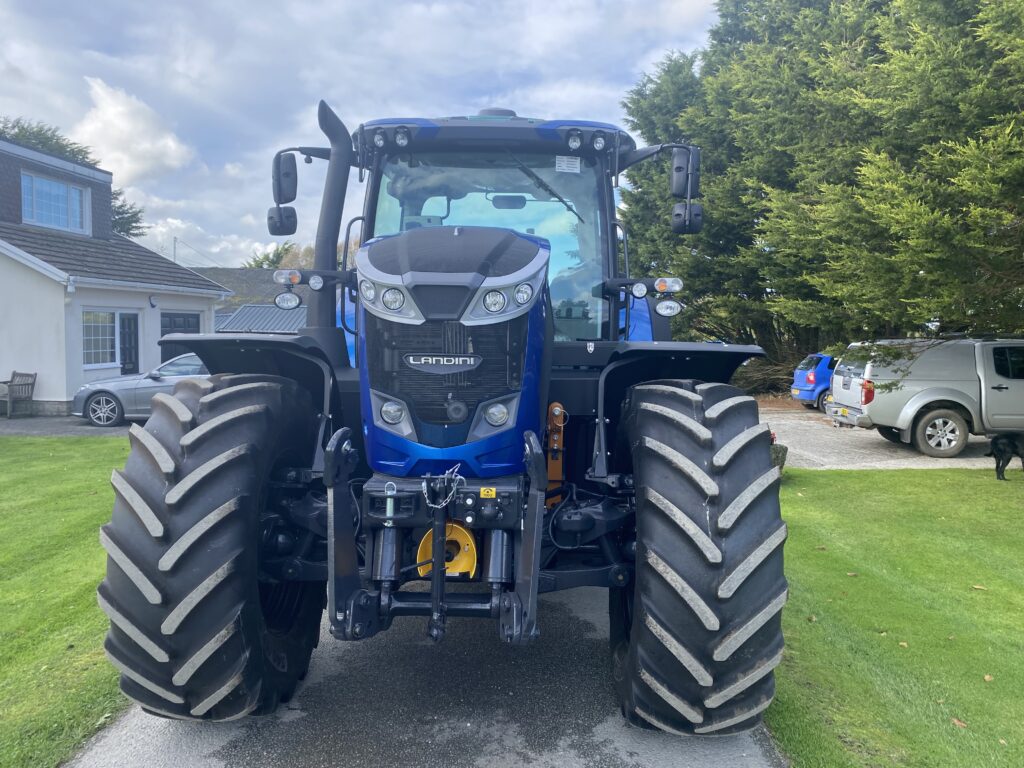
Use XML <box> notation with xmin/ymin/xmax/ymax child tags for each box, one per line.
<box><xmin>273</xmin><ymin>152</ymin><xmax>298</xmax><ymax>204</ymax></box>
<box><xmin>267</xmin><ymin>206</ymin><xmax>297</xmax><ymax>236</ymax></box>
<box><xmin>146</xmin><ymin>370</ymin><xmax>162</xmax><ymax>381</ymax></box>
<box><xmin>671</xmin><ymin>202</ymin><xmax>703</xmax><ymax>235</ymax></box>
<box><xmin>670</xmin><ymin>146</ymin><xmax>701</xmax><ymax>199</ymax></box>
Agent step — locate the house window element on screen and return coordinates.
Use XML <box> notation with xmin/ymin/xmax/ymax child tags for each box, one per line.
<box><xmin>83</xmin><ymin>310</ymin><xmax>139</xmax><ymax>370</ymax></box>
<box><xmin>21</xmin><ymin>172</ymin><xmax>89</xmax><ymax>233</ymax></box>
<box><xmin>83</xmin><ymin>311</ymin><xmax>117</xmax><ymax>366</ymax></box>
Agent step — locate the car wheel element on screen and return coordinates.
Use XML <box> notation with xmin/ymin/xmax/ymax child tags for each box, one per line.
<box><xmin>814</xmin><ymin>391</ymin><xmax>828</xmax><ymax>412</ymax></box>
<box><xmin>912</xmin><ymin>409</ymin><xmax>968</xmax><ymax>458</ymax></box>
<box><xmin>86</xmin><ymin>393</ymin><xmax>124</xmax><ymax>427</ymax></box>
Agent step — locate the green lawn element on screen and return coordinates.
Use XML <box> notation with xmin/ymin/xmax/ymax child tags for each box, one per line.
<box><xmin>1</xmin><ymin>437</ymin><xmax>1021</xmax><ymax>767</ymax></box>
<box><xmin>0</xmin><ymin>436</ymin><xmax>127</xmax><ymax>768</ymax></box>
<box><xmin>770</xmin><ymin>469</ymin><xmax>1024</xmax><ymax>767</ymax></box>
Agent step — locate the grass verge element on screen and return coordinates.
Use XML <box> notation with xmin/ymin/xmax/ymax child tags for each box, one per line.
<box><xmin>0</xmin><ymin>436</ymin><xmax>127</xmax><ymax>768</ymax></box>
<box><xmin>770</xmin><ymin>468</ymin><xmax>1024</xmax><ymax>767</ymax></box>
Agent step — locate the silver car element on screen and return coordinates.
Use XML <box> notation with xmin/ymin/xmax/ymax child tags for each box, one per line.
<box><xmin>827</xmin><ymin>338</ymin><xmax>1024</xmax><ymax>456</ymax></box>
<box><xmin>72</xmin><ymin>353</ymin><xmax>210</xmax><ymax>427</ymax></box>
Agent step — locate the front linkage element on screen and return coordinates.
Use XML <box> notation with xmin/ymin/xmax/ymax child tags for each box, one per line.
<box><xmin>325</xmin><ymin>429</ymin><xmax>551</xmax><ymax>645</ymax></box>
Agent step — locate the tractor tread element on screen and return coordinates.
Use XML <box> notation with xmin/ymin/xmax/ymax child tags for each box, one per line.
<box><xmin>128</xmin><ymin>424</ymin><xmax>176</xmax><ymax>479</ymax></box>
<box><xmin>98</xmin><ymin>374</ymin><xmax>323</xmax><ymax>721</ymax></box>
<box><xmin>110</xmin><ymin>469</ymin><xmax>164</xmax><ymax>538</ymax></box>
<box><xmin>615</xmin><ymin>379</ymin><xmax>787</xmax><ymax>735</ymax></box>
<box><xmin>644</xmin><ymin>547</ymin><xmax>719</xmax><ymax>631</ymax></box>
<box><xmin>713</xmin><ymin>423</ymin><xmax>770</xmax><ymax>469</ymax></box>
<box><xmin>641</xmin><ymin>487</ymin><xmax>722</xmax><ymax>564</ymax></box>
<box><xmin>158</xmin><ymin>498</ymin><xmax>241</xmax><ymax>572</ymax></box>
<box><xmin>151</xmin><ymin>392</ymin><xmax>196</xmax><ymax>429</ymax></box>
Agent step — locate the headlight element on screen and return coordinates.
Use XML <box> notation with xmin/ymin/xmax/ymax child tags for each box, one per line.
<box><xmin>567</xmin><ymin>131</ymin><xmax>582</xmax><ymax>151</ymax></box>
<box><xmin>654</xmin><ymin>277</ymin><xmax>683</xmax><ymax>293</ymax></box>
<box><xmin>308</xmin><ymin>274</ymin><xmax>324</xmax><ymax>291</ymax></box>
<box><xmin>483</xmin><ymin>290</ymin><xmax>507</xmax><ymax>313</ymax></box>
<box><xmin>381</xmin><ymin>288</ymin><xmax>405</xmax><ymax>311</ymax></box>
<box><xmin>631</xmin><ymin>282</ymin><xmax>648</xmax><ymax>299</ymax></box>
<box><xmin>373</xmin><ymin>130</ymin><xmax>386</xmax><ymax>148</ymax></box>
<box><xmin>655</xmin><ymin>299</ymin><xmax>682</xmax><ymax>317</ymax></box>
<box><xmin>380</xmin><ymin>401</ymin><xmax>405</xmax><ymax>424</ymax></box>
<box><xmin>274</xmin><ymin>291</ymin><xmax>301</xmax><ymax>310</ymax></box>
<box><xmin>592</xmin><ymin>132</ymin><xmax>606</xmax><ymax>151</ymax></box>
<box><xmin>359</xmin><ymin>280</ymin><xmax>376</xmax><ymax>302</ymax></box>
<box><xmin>513</xmin><ymin>283</ymin><xmax>533</xmax><ymax>305</ymax></box>
<box><xmin>484</xmin><ymin>402</ymin><xmax>509</xmax><ymax>426</ymax></box>
<box><xmin>394</xmin><ymin>128</ymin><xmax>410</xmax><ymax>147</ymax></box>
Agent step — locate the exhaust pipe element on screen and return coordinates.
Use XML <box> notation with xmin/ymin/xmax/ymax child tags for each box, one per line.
<box><xmin>309</xmin><ymin>100</ymin><xmax>353</xmax><ymax>331</ymax></box>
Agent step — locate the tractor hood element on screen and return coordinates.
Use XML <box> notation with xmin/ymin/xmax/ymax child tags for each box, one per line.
<box><xmin>354</xmin><ymin>226</ymin><xmax>549</xmax><ymax>324</ymax></box>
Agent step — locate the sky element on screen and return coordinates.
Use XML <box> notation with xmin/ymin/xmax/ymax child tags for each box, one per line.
<box><xmin>0</xmin><ymin>0</ymin><xmax>717</xmax><ymax>268</ymax></box>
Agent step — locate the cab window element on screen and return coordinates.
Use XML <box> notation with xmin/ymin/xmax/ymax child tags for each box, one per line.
<box><xmin>373</xmin><ymin>151</ymin><xmax>607</xmax><ymax>340</ymax></box>
<box><xmin>993</xmin><ymin>347</ymin><xmax>1024</xmax><ymax>379</ymax></box>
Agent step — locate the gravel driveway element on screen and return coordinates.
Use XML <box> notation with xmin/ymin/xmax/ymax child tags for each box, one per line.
<box><xmin>762</xmin><ymin>406</ymin><xmax>992</xmax><ymax>470</ymax></box>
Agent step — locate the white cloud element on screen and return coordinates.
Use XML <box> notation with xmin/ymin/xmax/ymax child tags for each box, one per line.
<box><xmin>142</xmin><ymin>217</ymin><xmax>271</xmax><ymax>268</ymax></box>
<box><xmin>71</xmin><ymin>78</ymin><xmax>194</xmax><ymax>185</ymax></box>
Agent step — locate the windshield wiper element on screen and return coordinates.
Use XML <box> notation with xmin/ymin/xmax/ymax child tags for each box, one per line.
<box><xmin>505</xmin><ymin>151</ymin><xmax>583</xmax><ymax>223</ymax></box>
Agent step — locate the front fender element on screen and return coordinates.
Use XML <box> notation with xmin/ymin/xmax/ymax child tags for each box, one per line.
<box><xmin>895</xmin><ymin>387</ymin><xmax>981</xmax><ymax>433</ymax></box>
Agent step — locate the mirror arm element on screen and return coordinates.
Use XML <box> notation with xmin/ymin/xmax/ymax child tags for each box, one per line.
<box><xmin>618</xmin><ymin>142</ymin><xmax>691</xmax><ymax>172</ymax></box>
<box><xmin>275</xmin><ymin>146</ymin><xmax>331</xmax><ymax>163</ymax></box>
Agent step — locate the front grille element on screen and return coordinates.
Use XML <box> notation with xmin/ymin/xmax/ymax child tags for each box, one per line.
<box><xmin>364</xmin><ymin>313</ymin><xmax>527</xmax><ymax>430</ymax></box>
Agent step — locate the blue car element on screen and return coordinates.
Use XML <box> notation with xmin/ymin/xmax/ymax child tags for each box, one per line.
<box><xmin>791</xmin><ymin>353</ymin><xmax>837</xmax><ymax>411</ymax></box>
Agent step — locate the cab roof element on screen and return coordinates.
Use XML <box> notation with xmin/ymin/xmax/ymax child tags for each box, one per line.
<box><xmin>356</xmin><ymin>108</ymin><xmax>637</xmax><ymax>167</ymax></box>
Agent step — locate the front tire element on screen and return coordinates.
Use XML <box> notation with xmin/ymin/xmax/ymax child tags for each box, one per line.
<box><xmin>97</xmin><ymin>374</ymin><xmax>324</xmax><ymax>721</ymax></box>
<box><xmin>612</xmin><ymin>380</ymin><xmax>787</xmax><ymax>735</ymax></box>
<box><xmin>87</xmin><ymin>392</ymin><xmax>123</xmax><ymax>427</ymax></box>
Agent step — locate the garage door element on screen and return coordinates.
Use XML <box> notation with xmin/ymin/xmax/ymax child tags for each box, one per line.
<box><xmin>161</xmin><ymin>312</ymin><xmax>200</xmax><ymax>361</ymax></box>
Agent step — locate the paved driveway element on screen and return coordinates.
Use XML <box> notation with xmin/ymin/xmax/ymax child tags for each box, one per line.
<box><xmin>70</xmin><ymin>588</ymin><xmax>784</xmax><ymax>768</ymax></box>
<box><xmin>0</xmin><ymin>415</ymin><xmax>129</xmax><ymax>437</ymax></box>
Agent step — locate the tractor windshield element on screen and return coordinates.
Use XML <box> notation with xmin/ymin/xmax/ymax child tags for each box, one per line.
<box><xmin>373</xmin><ymin>151</ymin><xmax>607</xmax><ymax>340</ymax></box>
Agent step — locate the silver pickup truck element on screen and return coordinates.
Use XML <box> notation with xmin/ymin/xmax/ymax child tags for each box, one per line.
<box><xmin>827</xmin><ymin>339</ymin><xmax>1024</xmax><ymax>457</ymax></box>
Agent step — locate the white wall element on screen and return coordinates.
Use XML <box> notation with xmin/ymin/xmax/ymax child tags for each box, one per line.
<box><xmin>64</xmin><ymin>286</ymin><xmax>218</xmax><ymax>396</ymax></box>
<box><xmin>0</xmin><ymin>255</ymin><xmax>66</xmax><ymax>402</ymax></box>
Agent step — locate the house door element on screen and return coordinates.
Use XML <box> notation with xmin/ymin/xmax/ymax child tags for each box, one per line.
<box><xmin>119</xmin><ymin>313</ymin><xmax>139</xmax><ymax>375</ymax></box>
<box><xmin>160</xmin><ymin>312</ymin><xmax>201</xmax><ymax>361</ymax></box>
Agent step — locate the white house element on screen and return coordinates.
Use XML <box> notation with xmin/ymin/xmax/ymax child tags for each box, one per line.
<box><xmin>0</xmin><ymin>138</ymin><xmax>228</xmax><ymax>414</ymax></box>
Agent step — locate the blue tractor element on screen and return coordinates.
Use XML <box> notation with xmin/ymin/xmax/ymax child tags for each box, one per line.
<box><xmin>98</xmin><ymin>104</ymin><xmax>786</xmax><ymax>735</ymax></box>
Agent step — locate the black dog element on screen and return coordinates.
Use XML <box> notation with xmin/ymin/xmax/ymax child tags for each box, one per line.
<box><xmin>985</xmin><ymin>434</ymin><xmax>1024</xmax><ymax>480</ymax></box>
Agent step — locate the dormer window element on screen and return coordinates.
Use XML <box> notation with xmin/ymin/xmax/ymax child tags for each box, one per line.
<box><xmin>21</xmin><ymin>171</ymin><xmax>90</xmax><ymax>234</ymax></box>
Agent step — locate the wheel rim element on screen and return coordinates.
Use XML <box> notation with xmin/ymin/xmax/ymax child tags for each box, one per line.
<box><xmin>925</xmin><ymin>418</ymin><xmax>960</xmax><ymax>450</ymax></box>
<box><xmin>88</xmin><ymin>396</ymin><xmax>118</xmax><ymax>425</ymax></box>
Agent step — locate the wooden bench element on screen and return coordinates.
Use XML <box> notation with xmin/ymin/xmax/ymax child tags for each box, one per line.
<box><xmin>0</xmin><ymin>371</ymin><xmax>37</xmax><ymax>418</ymax></box>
